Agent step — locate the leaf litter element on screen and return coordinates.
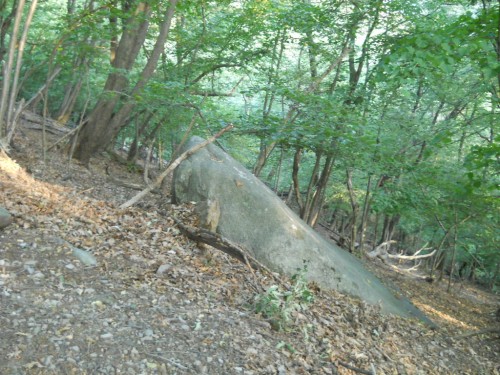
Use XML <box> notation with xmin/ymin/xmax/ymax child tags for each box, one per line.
<box><xmin>0</xmin><ymin>127</ymin><xmax>499</xmax><ymax>374</ymax></box>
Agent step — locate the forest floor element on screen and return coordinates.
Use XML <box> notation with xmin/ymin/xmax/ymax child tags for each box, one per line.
<box><xmin>0</xmin><ymin>125</ymin><xmax>499</xmax><ymax>374</ymax></box>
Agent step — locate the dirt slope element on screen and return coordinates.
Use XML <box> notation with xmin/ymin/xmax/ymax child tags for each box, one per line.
<box><xmin>0</xmin><ymin>127</ymin><xmax>498</xmax><ymax>374</ymax></box>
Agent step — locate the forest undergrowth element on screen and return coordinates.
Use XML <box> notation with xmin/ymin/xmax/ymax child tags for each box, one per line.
<box><xmin>0</xmin><ymin>126</ymin><xmax>499</xmax><ymax>374</ymax></box>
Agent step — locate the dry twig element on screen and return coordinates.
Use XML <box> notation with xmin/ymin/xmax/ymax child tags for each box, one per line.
<box><xmin>120</xmin><ymin>124</ymin><xmax>233</xmax><ymax>209</ymax></box>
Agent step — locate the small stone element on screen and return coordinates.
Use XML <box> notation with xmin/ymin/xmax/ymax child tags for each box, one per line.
<box><xmin>71</xmin><ymin>247</ymin><xmax>97</xmax><ymax>266</ymax></box>
<box><xmin>156</xmin><ymin>264</ymin><xmax>171</xmax><ymax>275</ymax></box>
<box><xmin>131</xmin><ymin>347</ymin><xmax>140</xmax><ymax>360</ymax></box>
<box><xmin>65</xmin><ymin>263</ymin><xmax>76</xmax><ymax>270</ymax></box>
<box><xmin>246</xmin><ymin>347</ymin><xmax>258</xmax><ymax>356</ymax></box>
<box><xmin>0</xmin><ymin>207</ymin><xmax>13</xmax><ymax>229</ymax></box>
<box><xmin>100</xmin><ymin>332</ymin><xmax>113</xmax><ymax>340</ymax></box>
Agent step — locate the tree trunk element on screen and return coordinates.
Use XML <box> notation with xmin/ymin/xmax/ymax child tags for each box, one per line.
<box><xmin>358</xmin><ymin>174</ymin><xmax>372</xmax><ymax>251</ymax></box>
<box><xmin>0</xmin><ymin>0</ymin><xmax>25</xmax><ymax>138</ymax></box>
<box><xmin>379</xmin><ymin>214</ymin><xmax>400</xmax><ymax>247</ymax></box>
<box><xmin>75</xmin><ymin>0</ymin><xmax>178</xmax><ymax>164</ymax></box>
<box><xmin>305</xmin><ymin>153</ymin><xmax>334</xmax><ymax>227</ymax></box>
<box><xmin>253</xmin><ymin>141</ymin><xmax>275</xmax><ymax>177</ymax></box>
<box><xmin>292</xmin><ymin>146</ymin><xmax>304</xmax><ymax>212</ymax></box>
<box><xmin>56</xmin><ymin>77</ymin><xmax>83</xmax><ymax>124</ymax></box>
<box><xmin>301</xmin><ymin>149</ymin><xmax>323</xmax><ymax>219</ymax></box>
<box><xmin>489</xmin><ymin>258</ymin><xmax>500</xmax><ymax>290</ymax></box>
<box><xmin>73</xmin><ymin>1</ymin><xmax>152</xmax><ymax>164</ymax></box>
<box><xmin>253</xmin><ymin>29</ymin><xmax>286</xmax><ymax>177</ymax></box>
<box><xmin>447</xmin><ymin>214</ymin><xmax>459</xmax><ymax>292</ymax></box>
<box><xmin>346</xmin><ymin>169</ymin><xmax>359</xmax><ymax>253</ymax></box>
<box><xmin>0</xmin><ymin>0</ymin><xmax>18</xmax><ymax>62</ymax></box>
<box><xmin>127</xmin><ymin>110</ymin><xmax>154</xmax><ymax>162</ymax></box>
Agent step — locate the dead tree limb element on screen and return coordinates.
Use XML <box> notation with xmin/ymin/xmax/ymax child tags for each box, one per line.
<box><xmin>337</xmin><ymin>360</ymin><xmax>374</xmax><ymax>375</ymax></box>
<box><xmin>367</xmin><ymin>241</ymin><xmax>435</xmax><ymax>262</ymax></box>
<box><xmin>170</xmin><ymin>215</ymin><xmax>288</xmax><ymax>289</ymax></box>
<box><xmin>119</xmin><ymin>124</ymin><xmax>233</xmax><ymax>209</ymax></box>
<box><xmin>387</xmin><ymin>249</ymin><xmax>436</xmax><ymax>261</ymax></box>
<box><xmin>366</xmin><ymin>240</ymin><xmax>397</xmax><ymax>260</ymax></box>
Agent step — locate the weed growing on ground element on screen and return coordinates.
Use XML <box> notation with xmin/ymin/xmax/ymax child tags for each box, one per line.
<box><xmin>254</xmin><ymin>264</ymin><xmax>314</xmax><ymax>331</ymax></box>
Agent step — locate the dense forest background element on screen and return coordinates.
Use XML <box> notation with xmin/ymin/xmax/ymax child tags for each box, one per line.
<box><xmin>0</xmin><ymin>0</ymin><xmax>498</xmax><ymax>289</ymax></box>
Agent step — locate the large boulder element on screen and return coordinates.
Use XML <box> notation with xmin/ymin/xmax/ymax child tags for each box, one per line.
<box><xmin>173</xmin><ymin>136</ymin><xmax>433</xmax><ymax>324</ymax></box>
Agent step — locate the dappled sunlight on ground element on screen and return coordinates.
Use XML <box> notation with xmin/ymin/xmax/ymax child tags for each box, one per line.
<box><xmin>415</xmin><ymin>302</ymin><xmax>474</xmax><ymax>330</ymax></box>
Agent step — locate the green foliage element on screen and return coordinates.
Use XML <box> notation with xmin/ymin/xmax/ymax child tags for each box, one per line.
<box><xmin>253</xmin><ymin>264</ymin><xmax>314</xmax><ymax>331</ymax></box>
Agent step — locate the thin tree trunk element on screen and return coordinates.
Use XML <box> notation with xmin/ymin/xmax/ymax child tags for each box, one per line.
<box><xmin>254</xmin><ymin>42</ymin><xmax>350</xmax><ymax>176</ymax></box>
<box><xmin>6</xmin><ymin>0</ymin><xmax>38</xmax><ymax>139</ymax></box>
<box><xmin>447</xmin><ymin>210</ymin><xmax>459</xmax><ymax>292</ymax></box>
<box><xmin>127</xmin><ymin>111</ymin><xmax>155</xmax><ymax>162</ymax></box>
<box><xmin>56</xmin><ymin>78</ymin><xmax>83</xmax><ymax>124</ymax></box>
<box><xmin>306</xmin><ymin>153</ymin><xmax>335</xmax><ymax>227</ymax></box>
<box><xmin>0</xmin><ymin>0</ymin><xmax>19</xmax><ymax>63</ymax></box>
<box><xmin>358</xmin><ymin>174</ymin><xmax>372</xmax><ymax>251</ymax></box>
<box><xmin>301</xmin><ymin>149</ymin><xmax>323</xmax><ymax>219</ymax></box>
<box><xmin>292</xmin><ymin>147</ymin><xmax>304</xmax><ymax>212</ymax></box>
<box><xmin>346</xmin><ymin>169</ymin><xmax>359</xmax><ymax>253</ymax></box>
<box><xmin>0</xmin><ymin>0</ymin><xmax>25</xmax><ymax>139</ymax></box>
<box><xmin>489</xmin><ymin>259</ymin><xmax>500</xmax><ymax>290</ymax></box>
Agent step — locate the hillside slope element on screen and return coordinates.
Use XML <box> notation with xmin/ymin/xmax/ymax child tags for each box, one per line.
<box><xmin>0</xmin><ymin>127</ymin><xmax>498</xmax><ymax>374</ymax></box>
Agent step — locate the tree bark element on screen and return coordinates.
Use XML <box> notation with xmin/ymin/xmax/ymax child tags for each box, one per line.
<box><xmin>73</xmin><ymin>1</ymin><xmax>152</xmax><ymax>164</ymax></box>
<box><xmin>0</xmin><ymin>0</ymin><xmax>25</xmax><ymax>139</ymax></box>
<box><xmin>346</xmin><ymin>169</ymin><xmax>359</xmax><ymax>253</ymax></box>
<box><xmin>358</xmin><ymin>174</ymin><xmax>372</xmax><ymax>251</ymax></box>
<box><xmin>305</xmin><ymin>153</ymin><xmax>335</xmax><ymax>227</ymax></box>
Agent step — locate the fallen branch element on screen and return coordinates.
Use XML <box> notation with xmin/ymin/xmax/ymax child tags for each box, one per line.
<box><xmin>367</xmin><ymin>241</ymin><xmax>436</xmax><ymax>262</ymax></box>
<box><xmin>366</xmin><ymin>241</ymin><xmax>396</xmax><ymax>260</ymax></box>
<box><xmin>20</xmin><ymin>110</ymin><xmax>70</xmax><ymax>135</ymax></box>
<box><xmin>337</xmin><ymin>360</ymin><xmax>374</xmax><ymax>375</ymax></box>
<box><xmin>386</xmin><ymin>249</ymin><xmax>436</xmax><ymax>261</ymax></box>
<box><xmin>170</xmin><ymin>215</ymin><xmax>288</xmax><ymax>289</ymax></box>
<box><xmin>119</xmin><ymin>124</ymin><xmax>233</xmax><ymax>209</ymax></box>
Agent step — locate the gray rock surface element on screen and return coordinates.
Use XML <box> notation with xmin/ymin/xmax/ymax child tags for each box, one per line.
<box><xmin>173</xmin><ymin>136</ymin><xmax>433</xmax><ymax>324</ymax></box>
<box><xmin>0</xmin><ymin>207</ymin><xmax>13</xmax><ymax>229</ymax></box>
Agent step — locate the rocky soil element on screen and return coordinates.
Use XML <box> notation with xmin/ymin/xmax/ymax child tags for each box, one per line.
<box><xmin>0</xmin><ymin>127</ymin><xmax>499</xmax><ymax>374</ymax></box>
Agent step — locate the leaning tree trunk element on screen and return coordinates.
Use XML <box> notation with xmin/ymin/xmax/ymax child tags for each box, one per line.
<box><xmin>305</xmin><ymin>152</ymin><xmax>335</xmax><ymax>228</ymax></box>
<box><xmin>72</xmin><ymin>2</ymin><xmax>152</xmax><ymax>164</ymax></box>
<box><xmin>74</xmin><ymin>0</ymin><xmax>178</xmax><ymax>165</ymax></box>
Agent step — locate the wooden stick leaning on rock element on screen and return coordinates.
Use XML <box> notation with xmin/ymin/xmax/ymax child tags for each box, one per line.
<box><xmin>120</xmin><ymin>124</ymin><xmax>234</xmax><ymax>209</ymax></box>
<box><xmin>170</xmin><ymin>215</ymin><xmax>289</xmax><ymax>290</ymax></box>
